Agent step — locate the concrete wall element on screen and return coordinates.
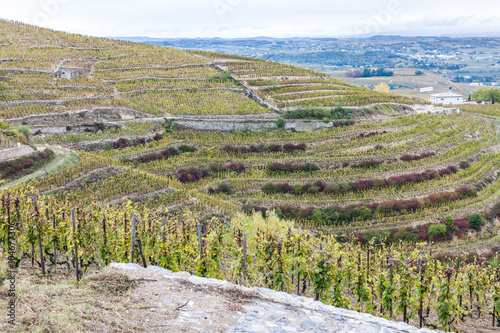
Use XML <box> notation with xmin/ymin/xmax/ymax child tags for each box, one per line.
<box><xmin>0</xmin><ymin>145</ymin><xmax>35</xmax><ymax>162</ymax></box>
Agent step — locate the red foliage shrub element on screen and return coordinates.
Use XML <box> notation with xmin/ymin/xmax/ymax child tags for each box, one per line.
<box><xmin>227</xmin><ymin>162</ymin><xmax>246</xmax><ymax>173</ymax></box>
<box><xmin>178</xmin><ymin>167</ymin><xmax>203</xmax><ymax>183</ymax></box>
<box><xmin>357</xmin><ymin>131</ymin><xmax>387</xmax><ymax>139</ymax></box>
<box><xmin>114</xmin><ymin>138</ymin><xmax>129</xmax><ymax>149</ymax></box>
<box><xmin>351</xmin><ymin>159</ymin><xmax>383</xmax><ymax>168</ymax></box>
<box><xmin>400</xmin><ymin>152</ymin><xmax>436</xmax><ymax>162</ymax></box>
<box><xmin>313</xmin><ymin>181</ymin><xmax>327</xmax><ymax>192</ymax></box>
<box><xmin>278</xmin><ymin>183</ymin><xmax>294</xmax><ymax>193</ymax></box>
<box><xmin>223</xmin><ymin>143</ymin><xmax>306</xmax><ymax>154</ymax></box>
<box><xmin>454</xmin><ymin>220</ymin><xmax>469</xmax><ymax>230</ymax></box>
<box><xmin>354</xmin><ymin>179</ymin><xmax>374</xmax><ymax>191</ymax></box>
<box><xmin>0</xmin><ymin>149</ymin><xmax>54</xmax><ymax>180</ymax></box>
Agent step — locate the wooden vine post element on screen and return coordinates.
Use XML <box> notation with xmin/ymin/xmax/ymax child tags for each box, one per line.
<box><xmin>3</xmin><ymin>195</ymin><xmax>10</xmax><ymax>260</ymax></box>
<box><xmin>418</xmin><ymin>259</ymin><xmax>423</xmax><ymax>328</ymax></box>
<box><xmin>494</xmin><ymin>267</ymin><xmax>499</xmax><ymax>327</ymax></box>
<box><xmin>242</xmin><ymin>233</ymin><xmax>247</xmax><ymax>279</ymax></box>
<box><xmin>297</xmin><ymin>240</ymin><xmax>301</xmax><ymax>295</ymax></box>
<box><xmin>53</xmin><ymin>213</ymin><xmax>57</xmax><ymax>273</ymax></box>
<box><xmin>197</xmin><ymin>224</ymin><xmax>202</xmax><ymax>257</ymax></box>
<box><xmin>124</xmin><ymin>213</ymin><xmax>128</xmax><ymax>260</ymax></box>
<box><xmin>130</xmin><ymin>213</ymin><xmax>137</xmax><ymax>264</ymax></box>
<box><xmin>71</xmin><ymin>208</ymin><xmax>80</xmax><ymax>282</ymax></box>
<box><xmin>33</xmin><ymin>197</ymin><xmax>45</xmax><ymax>276</ymax></box>
<box><xmin>137</xmin><ymin>239</ymin><xmax>147</xmax><ymax>268</ymax></box>
<box><xmin>162</xmin><ymin>216</ymin><xmax>166</xmax><ymax>244</ymax></box>
<box><xmin>366</xmin><ymin>247</ymin><xmax>370</xmax><ymax>283</ymax></box>
<box><xmin>389</xmin><ymin>258</ymin><xmax>394</xmax><ymax>319</ymax></box>
<box><xmin>102</xmin><ymin>217</ymin><xmax>108</xmax><ymax>266</ymax></box>
<box><xmin>197</xmin><ymin>224</ymin><xmax>205</xmax><ymax>276</ymax></box>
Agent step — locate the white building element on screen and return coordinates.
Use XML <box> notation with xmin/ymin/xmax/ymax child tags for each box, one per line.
<box><xmin>430</xmin><ymin>92</ymin><xmax>464</xmax><ymax>105</ymax></box>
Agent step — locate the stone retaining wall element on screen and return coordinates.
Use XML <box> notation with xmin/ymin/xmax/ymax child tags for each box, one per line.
<box><xmin>175</xmin><ymin>119</ymin><xmax>278</xmax><ymax>131</ymax></box>
<box><xmin>0</xmin><ymin>145</ymin><xmax>35</xmax><ymax>161</ymax></box>
<box><xmin>172</xmin><ymin>114</ymin><xmax>279</xmax><ymax>120</ymax></box>
<box><xmin>174</xmin><ymin>118</ymin><xmax>350</xmax><ymax>132</ymax></box>
<box><xmin>31</xmin><ymin>118</ymin><xmax>353</xmax><ymax>133</ymax></box>
<box><xmin>6</xmin><ymin>108</ymin><xmax>147</xmax><ymax>127</ymax></box>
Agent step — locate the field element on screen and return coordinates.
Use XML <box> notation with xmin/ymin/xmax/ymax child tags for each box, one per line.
<box><xmin>1</xmin><ymin>20</ymin><xmax>500</xmax><ymax>332</ymax></box>
<box><xmin>328</xmin><ymin>69</ymin><xmax>483</xmax><ymax>101</ymax></box>
<box><xmin>156</xmin><ymin>36</ymin><xmax>500</xmax><ymax>103</ymax></box>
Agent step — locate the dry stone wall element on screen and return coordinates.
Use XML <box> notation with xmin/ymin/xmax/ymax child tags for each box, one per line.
<box><xmin>175</xmin><ymin>119</ymin><xmax>278</xmax><ymax>131</ymax></box>
<box><xmin>6</xmin><ymin>108</ymin><xmax>148</xmax><ymax>127</ymax></box>
<box><xmin>0</xmin><ymin>145</ymin><xmax>34</xmax><ymax>161</ymax></box>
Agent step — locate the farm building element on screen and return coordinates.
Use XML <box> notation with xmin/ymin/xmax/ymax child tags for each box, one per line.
<box><xmin>430</xmin><ymin>92</ymin><xmax>464</xmax><ymax>105</ymax></box>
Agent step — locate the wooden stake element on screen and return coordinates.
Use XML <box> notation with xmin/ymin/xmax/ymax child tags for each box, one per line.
<box><xmin>418</xmin><ymin>259</ymin><xmax>423</xmax><ymax>328</ymax></box>
<box><xmin>37</xmin><ymin>232</ymin><xmax>45</xmax><ymax>275</ymax></box>
<box><xmin>130</xmin><ymin>214</ymin><xmax>137</xmax><ymax>263</ymax></box>
<box><xmin>297</xmin><ymin>240</ymin><xmax>301</xmax><ymax>295</ymax></box>
<box><xmin>53</xmin><ymin>214</ymin><xmax>57</xmax><ymax>273</ymax></box>
<box><xmin>389</xmin><ymin>259</ymin><xmax>394</xmax><ymax>319</ymax></box>
<box><xmin>162</xmin><ymin>216</ymin><xmax>166</xmax><ymax>244</ymax></box>
<box><xmin>366</xmin><ymin>248</ymin><xmax>370</xmax><ymax>282</ymax></box>
<box><xmin>137</xmin><ymin>239</ymin><xmax>147</xmax><ymax>268</ymax></box>
<box><xmin>197</xmin><ymin>224</ymin><xmax>202</xmax><ymax>259</ymax></box>
<box><xmin>71</xmin><ymin>209</ymin><xmax>80</xmax><ymax>282</ymax></box>
<box><xmin>102</xmin><ymin>217</ymin><xmax>108</xmax><ymax>266</ymax></box>
<box><xmin>33</xmin><ymin>197</ymin><xmax>45</xmax><ymax>276</ymax></box>
<box><xmin>242</xmin><ymin>233</ymin><xmax>247</xmax><ymax>277</ymax></box>
<box><xmin>197</xmin><ymin>224</ymin><xmax>205</xmax><ymax>276</ymax></box>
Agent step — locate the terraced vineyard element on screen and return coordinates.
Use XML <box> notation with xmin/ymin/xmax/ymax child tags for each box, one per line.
<box><xmin>0</xmin><ymin>20</ymin><xmax>422</xmax><ymax>121</ymax></box>
<box><xmin>79</xmin><ymin>112</ymin><xmax>499</xmax><ymax>253</ymax></box>
<box><xmin>1</xmin><ymin>20</ymin><xmax>500</xmax><ymax>332</ymax></box>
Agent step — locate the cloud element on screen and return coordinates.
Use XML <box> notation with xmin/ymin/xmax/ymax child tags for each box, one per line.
<box><xmin>0</xmin><ymin>0</ymin><xmax>499</xmax><ymax>37</ymax></box>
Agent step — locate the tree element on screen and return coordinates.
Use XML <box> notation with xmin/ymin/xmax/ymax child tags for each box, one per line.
<box><xmin>0</xmin><ymin>120</ymin><xmax>12</xmax><ymax>130</ymax></box>
<box><xmin>467</xmin><ymin>213</ymin><xmax>484</xmax><ymax>229</ymax></box>
<box><xmin>276</xmin><ymin>117</ymin><xmax>286</xmax><ymax>128</ymax></box>
<box><xmin>428</xmin><ymin>224</ymin><xmax>447</xmax><ymax>236</ymax></box>
<box><xmin>459</xmin><ymin>161</ymin><xmax>470</xmax><ymax>169</ymax></box>
<box><xmin>415</xmin><ymin>70</ymin><xmax>425</xmax><ymax>76</ymax></box>
<box><xmin>346</xmin><ymin>69</ymin><xmax>363</xmax><ymax>78</ymax></box>
<box><xmin>445</xmin><ymin>215</ymin><xmax>456</xmax><ymax>231</ymax></box>
<box><xmin>374</xmin><ymin>83</ymin><xmax>390</xmax><ymax>93</ymax></box>
<box><xmin>471</xmin><ymin>87</ymin><xmax>500</xmax><ymax>103</ymax></box>
<box><xmin>491</xmin><ymin>202</ymin><xmax>500</xmax><ymax>218</ymax></box>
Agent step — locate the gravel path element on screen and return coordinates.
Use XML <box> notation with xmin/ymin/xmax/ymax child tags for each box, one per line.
<box><xmin>0</xmin><ymin>146</ymin><xmax>75</xmax><ymax>190</ymax></box>
<box><xmin>110</xmin><ymin>263</ymin><xmax>442</xmax><ymax>333</ymax></box>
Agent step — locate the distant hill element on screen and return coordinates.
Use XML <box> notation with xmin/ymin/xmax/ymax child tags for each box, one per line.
<box><xmin>120</xmin><ymin>35</ymin><xmax>500</xmax><ymax>86</ymax></box>
<box><xmin>0</xmin><ymin>20</ymin><xmax>418</xmax><ymax>123</ymax></box>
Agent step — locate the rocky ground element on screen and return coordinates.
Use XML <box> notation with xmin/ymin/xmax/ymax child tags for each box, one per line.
<box><xmin>110</xmin><ymin>263</ymin><xmax>442</xmax><ymax>333</ymax></box>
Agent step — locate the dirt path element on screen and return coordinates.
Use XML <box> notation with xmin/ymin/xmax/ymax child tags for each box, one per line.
<box><xmin>0</xmin><ymin>146</ymin><xmax>77</xmax><ymax>190</ymax></box>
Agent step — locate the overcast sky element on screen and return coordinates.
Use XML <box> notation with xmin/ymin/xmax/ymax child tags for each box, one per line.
<box><xmin>1</xmin><ymin>0</ymin><xmax>500</xmax><ymax>38</ymax></box>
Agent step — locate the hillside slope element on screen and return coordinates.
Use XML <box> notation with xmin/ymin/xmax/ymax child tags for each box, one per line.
<box><xmin>0</xmin><ymin>20</ymin><xmax>419</xmax><ymax>123</ymax></box>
